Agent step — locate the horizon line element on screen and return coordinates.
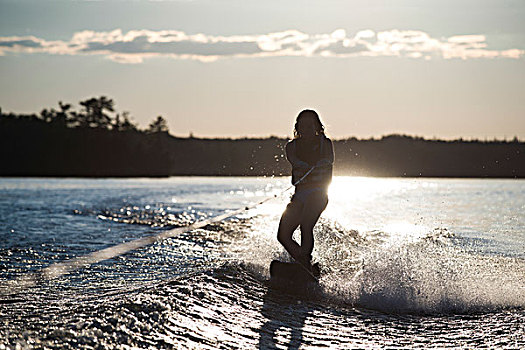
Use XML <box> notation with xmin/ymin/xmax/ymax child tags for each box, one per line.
<box><xmin>167</xmin><ymin>132</ymin><xmax>524</xmax><ymax>143</ymax></box>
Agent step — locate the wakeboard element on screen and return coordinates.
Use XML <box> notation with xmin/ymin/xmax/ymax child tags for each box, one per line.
<box><xmin>269</xmin><ymin>260</ymin><xmax>320</xmax><ymax>283</ymax></box>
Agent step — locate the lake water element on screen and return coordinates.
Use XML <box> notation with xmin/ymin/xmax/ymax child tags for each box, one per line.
<box><xmin>1</xmin><ymin>177</ymin><xmax>524</xmax><ymax>348</ymax></box>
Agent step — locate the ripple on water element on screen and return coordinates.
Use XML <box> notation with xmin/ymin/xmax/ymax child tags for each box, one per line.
<box><xmin>1</xmin><ymin>209</ymin><xmax>525</xmax><ymax>349</ymax></box>
<box><xmin>2</xmin><ymin>260</ymin><xmax>524</xmax><ymax>349</ymax></box>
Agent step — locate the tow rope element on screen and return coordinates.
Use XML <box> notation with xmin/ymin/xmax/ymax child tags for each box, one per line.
<box><xmin>3</xmin><ymin>167</ymin><xmax>316</xmax><ymax>291</ymax></box>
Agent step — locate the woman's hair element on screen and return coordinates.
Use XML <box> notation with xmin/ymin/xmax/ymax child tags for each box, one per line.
<box><xmin>293</xmin><ymin>109</ymin><xmax>325</xmax><ymax>138</ymax></box>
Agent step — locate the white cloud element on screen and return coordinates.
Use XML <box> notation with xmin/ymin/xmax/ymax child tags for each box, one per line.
<box><xmin>0</xmin><ymin>28</ymin><xmax>522</xmax><ymax>63</ymax></box>
<box><xmin>448</xmin><ymin>35</ymin><xmax>486</xmax><ymax>44</ymax></box>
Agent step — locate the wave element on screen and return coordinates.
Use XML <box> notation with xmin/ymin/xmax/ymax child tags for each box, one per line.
<box><xmin>2</xmin><ymin>255</ymin><xmax>524</xmax><ymax>349</ymax></box>
<box><xmin>73</xmin><ymin>205</ymin><xmax>525</xmax><ymax>315</ymax></box>
<box><xmin>227</xmin><ymin>217</ymin><xmax>525</xmax><ymax>315</ymax></box>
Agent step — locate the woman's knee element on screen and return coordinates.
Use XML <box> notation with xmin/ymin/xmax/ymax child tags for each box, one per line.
<box><xmin>277</xmin><ymin>230</ymin><xmax>286</xmax><ymax>244</ymax></box>
<box><xmin>277</xmin><ymin>224</ymin><xmax>293</xmax><ymax>244</ymax></box>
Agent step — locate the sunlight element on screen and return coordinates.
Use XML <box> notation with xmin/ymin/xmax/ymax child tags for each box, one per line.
<box><xmin>322</xmin><ymin>176</ymin><xmax>427</xmax><ymax>233</ymax></box>
<box><xmin>382</xmin><ymin>221</ymin><xmax>429</xmax><ymax>245</ymax></box>
<box><xmin>328</xmin><ymin>176</ymin><xmax>418</xmax><ymax>205</ymax></box>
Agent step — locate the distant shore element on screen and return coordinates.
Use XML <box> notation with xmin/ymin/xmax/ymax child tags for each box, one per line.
<box><xmin>1</xmin><ymin>124</ymin><xmax>524</xmax><ymax>178</ymax></box>
<box><xmin>2</xmin><ymin>97</ymin><xmax>524</xmax><ymax>178</ymax></box>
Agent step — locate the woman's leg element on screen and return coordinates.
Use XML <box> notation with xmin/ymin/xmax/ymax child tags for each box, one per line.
<box><xmin>277</xmin><ymin>199</ymin><xmax>304</xmax><ymax>261</ymax></box>
<box><xmin>299</xmin><ymin>192</ymin><xmax>328</xmax><ymax>261</ymax></box>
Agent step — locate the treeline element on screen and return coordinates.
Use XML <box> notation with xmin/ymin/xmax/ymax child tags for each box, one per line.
<box><xmin>0</xmin><ymin>96</ymin><xmax>169</xmax><ymax>133</ymax></box>
<box><xmin>333</xmin><ymin>134</ymin><xmax>524</xmax><ymax>178</ymax></box>
<box><xmin>1</xmin><ymin>97</ymin><xmax>524</xmax><ymax>178</ymax></box>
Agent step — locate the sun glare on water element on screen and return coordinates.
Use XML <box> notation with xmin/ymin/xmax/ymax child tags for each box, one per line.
<box><xmin>327</xmin><ymin>176</ymin><xmax>416</xmax><ymax>202</ymax></box>
<box><xmin>326</xmin><ymin>176</ymin><xmax>430</xmax><ymax>237</ymax></box>
<box><xmin>246</xmin><ymin>176</ymin><xmax>437</xmax><ymax>241</ymax></box>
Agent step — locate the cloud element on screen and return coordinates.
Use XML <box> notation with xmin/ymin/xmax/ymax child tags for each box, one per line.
<box><xmin>0</xmin><ymin>28</ymin><xmax>522</xmax><ymax>63</ymax></box>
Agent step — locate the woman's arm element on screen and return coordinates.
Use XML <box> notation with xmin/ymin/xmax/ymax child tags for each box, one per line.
<box><xmin>285</xmin><ymin>141</ymin><xmax>310</xmax><ymax>169</ymax></box>
<box><xmin>315</xmin><ymin>137</ymin><xmax>334</xmax><ymax>167</ymax></box>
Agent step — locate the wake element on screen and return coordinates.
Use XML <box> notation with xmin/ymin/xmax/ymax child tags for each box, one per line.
<box><xmin>229</xmin><ymin>216</ymin><xmax>525</xmax><ymax>314</ymax></box>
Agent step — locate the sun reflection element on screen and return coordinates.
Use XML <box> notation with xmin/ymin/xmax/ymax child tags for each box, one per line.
<box><xmin>327</xmin><ymin>176</ymin><xmax>419</xmax><ymax>204</ymax></box>
<box><xmin>244</xmin><ymin>177</ymin><xmax>436</xmax><ymax>239</ymax></box>
<box><xmin>321</xmin><ymin>176</ymin><xmax>430</xmax><ymax>234</ymax></box>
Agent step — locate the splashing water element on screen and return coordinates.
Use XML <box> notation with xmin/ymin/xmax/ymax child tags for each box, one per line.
<box><xmin>1</xmin><ymin>177</ymin><xmax>524</xmax><ymax>348</ymax></box>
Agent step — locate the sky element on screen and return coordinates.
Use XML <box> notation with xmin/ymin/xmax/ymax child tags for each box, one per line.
<box><xmin>0</xmin><ymin>0</ymin><xmax>524</xmax><ymax>140</ymax></box>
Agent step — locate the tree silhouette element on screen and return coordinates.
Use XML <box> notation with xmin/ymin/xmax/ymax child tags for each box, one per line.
<box><xmin>114</xmin><ymin>111</ymin><xmax>138</xmax><ymax>131</ymax></box>
<box><xmin>73</xmin><ymin>96</ymin><xmax>115</xmax><ymax>128</ymax></box>
<box><xmin>38</xmin><ymin>101</ymin><xmax>71</xmax><ymax>127</ymax></box>
<box><xmin>40</xmin><ymin>101</ymin><xmax>72</xmax><ymax>127</ymax></box>
<box><xmin>147</xmin><ymin>115</ymin><xmax>169</xmax><ymax>133</ymax></box>
<box><xmin>40</xmin><ymin>108</ymin><xmax>55</xmax><ymax>123</ymax></box>
<box><xmin>54</xmin><ymin>101</ymin><xmax>71</xmax><ymax>127</ymax></box>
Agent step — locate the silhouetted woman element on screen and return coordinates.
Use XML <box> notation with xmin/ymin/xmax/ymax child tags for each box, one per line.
<box><xmin>277</xmin><ymin>109</ymin><xmax>334</xmax><ymax>272</ymax></box>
